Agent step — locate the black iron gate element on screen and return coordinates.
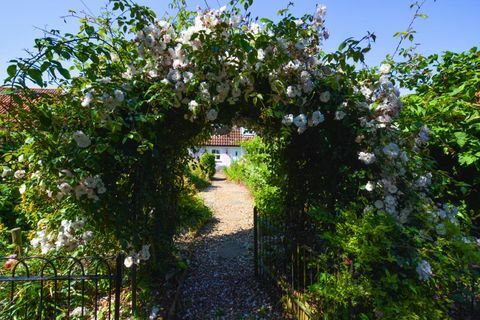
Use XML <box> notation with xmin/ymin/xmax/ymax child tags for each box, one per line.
<box><xmin>0</xmin><ymin>253</ymin><xmax>137</xmax><ymax>319</ymax></box>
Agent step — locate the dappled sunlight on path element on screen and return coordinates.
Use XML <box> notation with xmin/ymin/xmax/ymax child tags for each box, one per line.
<box><xmin>177</xmin><ymin>172</ymin><xmax>284</xmax><ymax>319</ymax></box>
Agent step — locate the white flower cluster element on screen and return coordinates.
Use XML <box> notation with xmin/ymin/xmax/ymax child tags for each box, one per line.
<box><xmin>48</xmin><ymin>173</ymin><xmax>106</xmax><ymax>202</ymax></box>
<box><xmin>80</xmin><ymin>87</ymin><xmax>126</xmax><ymax>119</ymax></box>
<box><xmin>355</xmin><ymin>65</ymin><xmax>418</xmax><ymax>225</ymax></box>
<box><xmin>2</xmin><ymin>167</ymin><xmax>26</xmax><ymax>180</ymax></box>
<box><xmin>416</xmin><ymin>259</ymin><xmax>433</xmax><ymax>281</ymax></box>
<box><xmin>354</xmin><ymin>64</ymin><xmax>473</xmax><ymax>282</ymax></box>
<box><xmin>430</xmin><ymin>203</ymin><xmax>459</xmax><ymax>236</ymax></box>
<box><xmin>30</xmin><ymin>219</ymin><xmax>92</xmax><ymax>254</ymax></box>
<box><xmin>358</xmin><ymin>152</ymin><xmax>376</xmax><ymax>165</ymax></box>
<box><xmin>357</xmin><ymin>64</ymin><xmax>402</xmax><ymax>130</ymax></box>
<box><xmin>124</xmin><ymin>244</ymin><xmax>151</xmax><ymax>268</ymax></box>
<box><xmin>415</xmin><ymin>125</ymin><xmax>430</xmax><ymax>150</ymax></box>
<box><xmin>282</xmin><ymin>110</ymin><xmax>325</xmax><ymax>134</ymax></box>
<box><xmin>128</xmin><ymin>3</ymin><xmax>333</xmax><ymax>128</ymax></box>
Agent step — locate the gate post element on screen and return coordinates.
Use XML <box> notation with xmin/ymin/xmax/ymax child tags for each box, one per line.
<box><xmin>131</xmin><ymin>263</ymin><xmax>137</xmax><ymax>316</ymax></box>
<box><xmin>114</xmin><ymin>253</ymin><xmax>124</xmax><ymax>320</ymax></box>
<box><xmin>254</xmin><ymin>207</ymin><xmax>258</xmax><ymax>277</ymax></box>
<box><xmin>10</xmin><ymin>228</ymin><xmax>22</xmax><ymax>256</ymax></box>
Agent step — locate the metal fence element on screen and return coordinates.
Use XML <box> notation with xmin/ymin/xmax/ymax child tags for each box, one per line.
<box><xmin>253</xmin><ymin>207</ymin><xmax>317</xmax><ymax>319</ymax></box>
<box><xmin>253</xmin><ymin>207</ymin><xmax>480</xmax><ymax>320</ymax></box>
<box><xmin>0</xmin><ymin>253</ymin><xmax>138</xmax><ymax>320</ymax></box>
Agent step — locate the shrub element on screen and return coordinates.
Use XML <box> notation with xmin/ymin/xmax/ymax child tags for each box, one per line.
<box><xmin>186</xmin><ymin>161</ymin><xmax>210</xmax><ymax>190</ymax></box>
<box><xmin>177</xmin><ymin>190</ymin><xmax>212</xmax><ymax>233</ymax></box>
<box><xmin>224</xmin><ymin>137</ymin><xmax>283</xmax><ymax>214</ymax></box>
<box><xmin>224</xmin><ymin>161</ymin><xmax>244</xmax><ymax>182</ymax></box>
<box><xmin>396</xmin><ymin>48</ymin><xmax>480</xmax><ymax>231</ymax></box>
<box><xmin>199</xmin><ymin>152</ymin><xmax>216</xmax><ymax>180</ymax></box>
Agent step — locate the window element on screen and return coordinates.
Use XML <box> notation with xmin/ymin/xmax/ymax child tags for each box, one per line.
<box><xmin>211</xmin><ymin>149</ymin><xmax>221</xmax><ymax>160</ymax></box>
<box><xmin>240</xmin><ymin>127</ymin><xmax>255</xmax><ymax>136</ymax></box>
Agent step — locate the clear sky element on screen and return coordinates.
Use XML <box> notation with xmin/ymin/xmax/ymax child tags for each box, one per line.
<box><xmin>1</xmin><ymin>0</ymin><xmax>479</xmax><ymax>82</ymax></box>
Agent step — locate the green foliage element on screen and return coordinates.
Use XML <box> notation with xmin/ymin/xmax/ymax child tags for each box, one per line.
<box><xmin>396</xmin><ymin>47</ymin><xmax>480</xmax><ymax>227</ymax></box>
<box><xmin>1</xmin><ymin>0</ymin><xmax>478</xmax><ymax>318</ymax></box>
<box><xmin>186</xmin><ymin>162</ymin><xmax>210</xmax><ymax>190</ymax></box>
<box><xmin>177</xmin><ymin>189</ymin><xmax>212</xmax><ymax>233</ymax></box>
<box><xmin>225</xmin><ymin>137</ymin><xmax>283</xmax><ymax>216</ymax></box>
<box><xmin>306</xmin><ymin>206</ymin><xmax>479</xmax><ymax>319</ymax></box>
<box><xmin>223</xmin><ymin>160</ymin><xmax>244</xmax><ymax>182</ymax></box>
<box><xmin>199</xmin><ymin>152</ymin><xmax>216</xmax><ymax>180</ymax></box>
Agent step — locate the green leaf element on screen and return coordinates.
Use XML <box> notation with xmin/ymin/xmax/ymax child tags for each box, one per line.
<box><xmin>415</xmin><ymin>13</ymin><xmax>428</xmax><ymax>19</ymax></box>
<box><xmin>57</xmin><ymin>66</ymin><xmax>71</xmax><ymax>79</ymax></box>
<box><xmin>459</xmin><ymin>153</ymin><xmax>478</xmax><ymax>166</ymax></box>
<box><xmin>7</xmin><ymin>64</ymin><xmax>17</xmax><ymax>77</ymax></box>
<box><xmin>453</xmin><ymin>132</ymin><xmax>468</xmax><ymax>147</ymax></box>
<box><xmin>28</xmin><ymin>69</ymin><xmax>44</xmax><ymax>86</ymax></box>
<box><xmin>449</xmin><ymin>83</ymin><xmax>466</xmax><ymax>96</ymax></box>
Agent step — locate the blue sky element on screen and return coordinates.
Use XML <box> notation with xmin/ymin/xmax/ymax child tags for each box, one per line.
<box><xmin>1</xmin><ymin>0</ymin><xmax>479</xmax><ymax>82</ymax></box>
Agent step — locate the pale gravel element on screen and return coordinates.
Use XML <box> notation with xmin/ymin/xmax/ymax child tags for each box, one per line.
<box><xmin>177</xmin><ymin>172</ymin><xmax>286</xmax><ymax>320</ymax></box>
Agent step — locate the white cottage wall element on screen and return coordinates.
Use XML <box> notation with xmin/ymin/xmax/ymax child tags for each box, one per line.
<box><xmin>193</xmin><ymin>146</ymin><xmax>245</xmax><ymax>168</ymax></box>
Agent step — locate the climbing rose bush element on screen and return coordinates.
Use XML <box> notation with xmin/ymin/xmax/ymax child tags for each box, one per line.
<box><xmin>2</xmin><ymin>0</ymin><xmax>478</xmax><ymax>317</ymax></box>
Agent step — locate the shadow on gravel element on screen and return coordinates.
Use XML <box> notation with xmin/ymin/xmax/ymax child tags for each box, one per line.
<box><xmin>196</xmin><ymin>216</ymin><xmax>220</xmax><ymax>235</ymax></box>
<box><xmin>202</xmin><ymin>185</ymin><xmax>221</xmax><ymax>191</ymax></box>
<box><xmin>211</xmin><ymin>176</ymin><xmax>226</xmax><ymax>182</ymax></box>
<box><xmin>177</xmin><ymin>226</ymin><xmax>287</xmax><ymax>319</ymax></box>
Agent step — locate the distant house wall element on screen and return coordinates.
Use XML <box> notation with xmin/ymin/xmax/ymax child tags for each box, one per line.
<box><xmin>193</xmin><ymin>146</ymin><xmax>245</xmax><ymax>168</ymax></box>
<box><xmin>191</xmin><ymin>126</ymin><xmax>254</xmax><ymax>169</ymax></box>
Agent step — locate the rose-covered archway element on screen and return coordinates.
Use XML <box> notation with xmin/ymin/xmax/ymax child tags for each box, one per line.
<box><xmin>2</xmin><ymin>1</ymin><xmax>478</xmax><ymax>318</ymax></box>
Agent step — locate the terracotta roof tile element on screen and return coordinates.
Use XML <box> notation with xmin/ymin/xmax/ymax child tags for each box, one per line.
<box><xmin>206</xmin><ymin>127</ymin><xmax>254</xmax><ymax>146</ymax></box>
<box><xmin>0</xmin><ymin>87</ymin><xmax>59</xmax><ymax>114</ymax></box>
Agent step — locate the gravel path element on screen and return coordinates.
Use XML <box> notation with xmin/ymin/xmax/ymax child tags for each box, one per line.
<box><xmin>177</xmin><ymin>172</ymin><xmax>284</xmax><ymax>320</ymax></box>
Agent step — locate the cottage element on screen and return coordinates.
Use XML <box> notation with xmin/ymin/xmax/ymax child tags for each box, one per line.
<box><xmin>193</xmin><ymin>127</ymin><xmax>254</xmax><ymax>169</ymax></box>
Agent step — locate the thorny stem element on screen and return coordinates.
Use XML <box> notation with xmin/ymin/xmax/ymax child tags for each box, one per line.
<box><xmin>392</xmin><ymin>0</ymin><xmax>429</xmax><ymax>59</ymax></box>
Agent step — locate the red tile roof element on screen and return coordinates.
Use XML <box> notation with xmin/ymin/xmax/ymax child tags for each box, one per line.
<box><xmin>1</xmin><ymin>90</ymin><xmax>253</xmax><ymax>148</ymax></box>
<box><xmin>0</xmin><ymin>87</ymin><xmax>58</xmax><ymax>114</ymax></box>
<box><xmin>206</xmin><ymin>127</ymin><xmax>255</xmax><ymax>146</ymax></box>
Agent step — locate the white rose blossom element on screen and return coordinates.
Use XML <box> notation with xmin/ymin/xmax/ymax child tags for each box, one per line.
<box><xmin>334</xmin><ymin>110</ymin><xmax>346</xmax><ymax>120</ymax></box>
<box><xmin>379</xmin><ymin>63</ymin><xmax>392</xmax><ymax>74</ymax></box>
<box><xmin>319</xmin><ymin>91</ymin><xmax>331</xmax><ymax>103</ymax></box>
<box><xmin>365</xmin><ymin>181</ymin><xmax>375</xmax><ymax>192</ymax></box>
<box><xmin>2</xmin><ymin>168</ymin><xmax>12</xmax><ymax>178</ymax></box>
<box><xmin>58</xmin><ymin>182</ymin><xmax>73</xmax><ymax>194</ymax></box>
<box><xmin>81</xmin><ymin>91</ymin><xmax>94</xmax><ymax>107</ymax></box>
<box><xmin>293</xmin><ymin>114</ymin><xmax>308</xmax><ymax>128</ymax></box>
<box><xmin>14</xmin><ymin>170</ymin><xmax>26</xmax><ymax>179</ymax></box>
<box><xmin>358</xmin><ymin>152</ymin><xmax>376</xmax><ymax>165</ymax></box>
<box><xmin>383</xmin><ymin>143</ymin><xmax>401</xmax><ymax>158</ymax></box>
<box><xmin>416</xmin><ymin>260</ymin><xmax>433</xmax><ymax>281</ymax></box>
<box><xmin>282</xmin><ymin>114</ymin><xmax>294</xmax><ymax>125</ymax></box>
<box><xmin>72</xmin><ymin>131</ymin><xmax>91</xmax><ymax>148</ymax></box>
<box><xmin>124</xmin><ymin>256</ymin><xmax>134</xmax><ymax>268</ymax></box>
<box><xmin>114</xmin><ymin>89</ymin><xmax>125</xmax><ymax>102</ymax></box>
<box><xmin>311</xmin><ymin>111</ymin><xmax>325</xmax><ymax>126</ymax></box>
<box><xmin>206</xmin><ymin>108</ymin><xmax>218</xmax><ymax>121</ymax></box>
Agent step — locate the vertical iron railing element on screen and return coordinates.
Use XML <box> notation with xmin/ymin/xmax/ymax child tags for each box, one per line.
<box><xmin>0</xmin><ymin>253</ymin><xmax>138</xmax><ymax>320</ymax></box>
<box><xmin>253</xmin><ymin>207</ymin><xmax>479</xmax><ymax>320</ymax></box>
